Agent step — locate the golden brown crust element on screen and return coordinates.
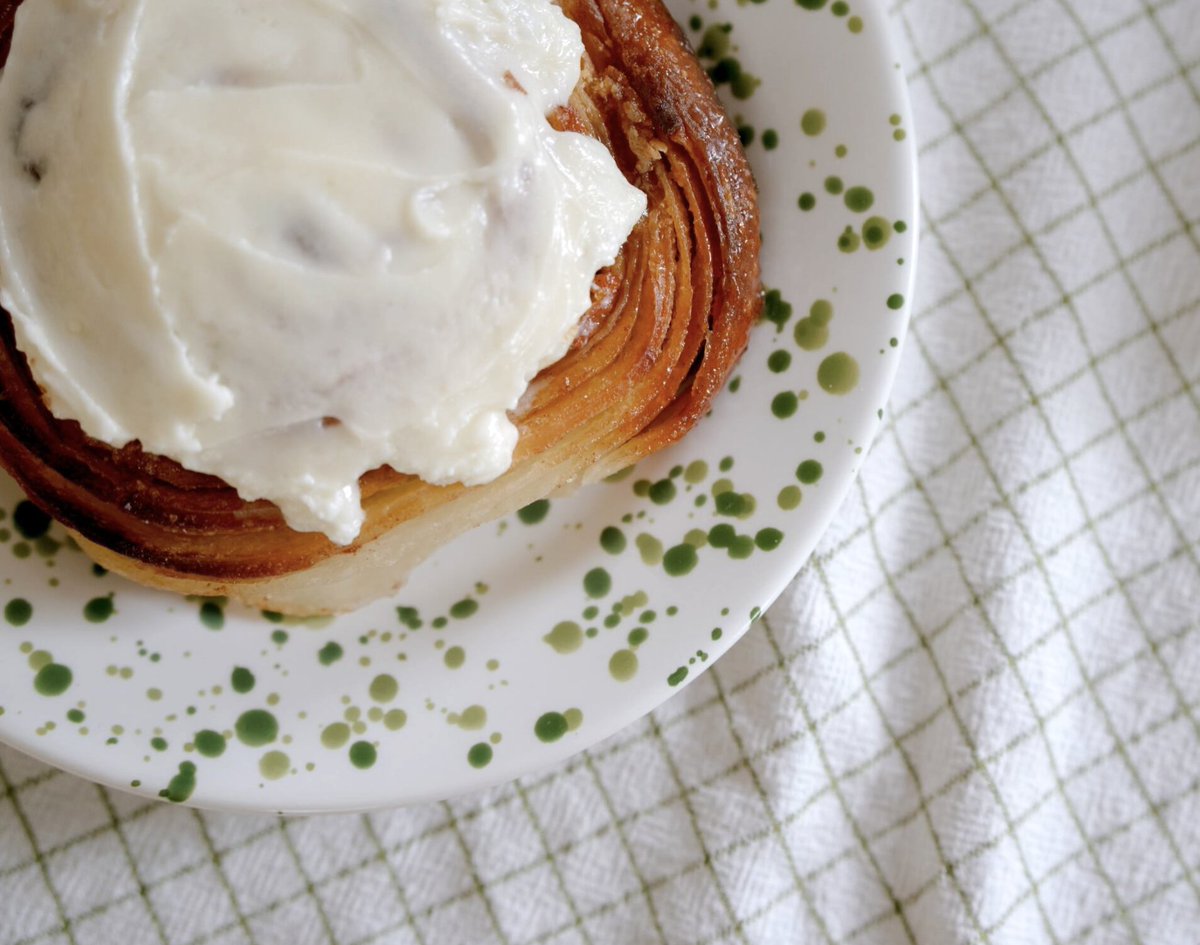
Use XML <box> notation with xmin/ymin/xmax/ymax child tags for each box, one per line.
<box><xmin>0</xmin><ymin>0</ymin><xmax>761</xmax><ymax>599</ymax></box>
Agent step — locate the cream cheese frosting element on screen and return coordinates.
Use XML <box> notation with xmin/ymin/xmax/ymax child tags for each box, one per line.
<box><xmin>0</xmin><ymin>0</ymin><xmax>646</xmax><ymax>544</ymax></box>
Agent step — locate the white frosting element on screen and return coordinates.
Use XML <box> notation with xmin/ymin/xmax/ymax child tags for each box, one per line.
<box><xmin>0</xmin><ymin>0</ymin><xmax>645</xmax><ymax>543</ymax></box>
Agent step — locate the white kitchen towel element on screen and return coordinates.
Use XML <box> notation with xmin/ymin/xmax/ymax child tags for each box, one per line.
<box><xmin>3</xmin><ymin>0</ymin><xmax>1199</xmax><ymax>943</ymax></box>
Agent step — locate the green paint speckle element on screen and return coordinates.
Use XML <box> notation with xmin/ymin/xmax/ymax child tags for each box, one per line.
<box><xmin>762</xmin><ymin>289</ymin><xmax>793</xmax><ymax>332</ymax></box>
<box><xmin>838</xmin><ymin>226</ymin><xmax>861</xmax><ymax>253</ymax></box>
<box><xmin>817</xmin><ymin>353</ymin><xmax>860</xmax><ymax>394</ymax></box>
<box><xmin>83</xmin><ymin>596</ymin><xmax>114</xmax><ymax>623</ymax></box>
<box><xmin>199</xmin><ymin>601</ymin><xmax>224</xmax><ymax>630</ymax></box>
<box><xmin>729</xmin><ymin>69</ymin><xmax>760</xmax><ymax>100</ymax></box>
<box><xmin>729</xmin><ymin>535</ymin><xmax>756</xmax><ymax>559</ymax></box>
<box><xmin>384</xmin><ymin>709</ymin><xmax>407</xmax><ymax>731</ymax></box>
<box><xmin>66</xmin><ymin>708</ymin><xmax>84</xmax><ymax>724</ymax></box>
<box><xmin>600</xmin><ymin>526</ymin><xmax>626</xmax><ymax>555</ymax></box>
<box><xmin>271</xmin><ymin>630</ymin><xmax>288</xmax><ymax>645</ymax></box>
<box><xmin>517</xmin><ymin>499</ymin><xmax>551</xmax><ymax>525</ymax></box>
<box><xmin>609</xmin><ymin>649</ymin><xmax>639</xmax><ymax>681</ymax></box>
<box><xmin>34</xmin><ymin>664</ymin><xmax>72</xmax><ymax>697</ymax></box>
<box><xmin>468</xmin><ymin>743</ymin><xmax>493</xmax><ymax>768</ymax></box>
<box><xmin>5</xmin><ymin>598</ymin><xmax>32</xmax><ymax>626</ymax></box>
<box><xmin>755</xmin><ymin>528</ymin><xmax>784</xmax><ymax>551</ymax></box>
<box><xmin>844</xmin><ymin>186</ymin><xmax>874</xmax><ymax>212</ymax></box>
<box><xmin>28</xmin><ymin>650</ymin><xmax>51</xmax><ymax>671</ymax></box>
<box><xmin>668</xmin><ymin>667</ymin><xmax>689</xmax><ymax>687</ymax></box>
<box><xmin>449</xmin><ymin>598</ymin><xmax>478</xmax><ymax>619</ymax></box>
<box><xmin>863</xmin><ymin>216</ymin><xmax>892</xmax><ymax>250</ymax></box>
<box><xmin>628</xmin><ymin>627</ymin><xmax>649</xmax><ymax>647</ymax></box>
<box><xmin>800</xmin><ymin>108</ymin><xmax>826</xmax><ymax>136</ymax></box>
<box><xmin>797</xmin><ymin>460</ymin><xmax>824</xmax><ymax>484</ymax></box>
<box><xmin>887</xmin><ymin>293</ymin><xmax>905</xmax><ymax>310</ymax></box>
<box><xmin>260</xmin><ymin>751</ymin><xmax>289</xmax><ymax>781</ymax></box>
<box><xmin>684</xmin><ymin>461</ymin><xmax>709</xmax><ymax>484</ymax></box>
<box><xmin>824</xmin><ymin>176</ymin><xmax>844</xmax><ymax>195</ymax></box>
<box><xmin>778</xmin><ymin>486</ymin><xmax>803</xmax><ymax>510</ymax></box>
<box><xmin>195</xmin><ymin>730</ymin><xmax>226</xmax><ymax>758</ymax></box>
<box><xmin>697</xmin><ymin>23</ymin><xmax>731</xmax><ymax>58</ymax></box>
<box><xmin>321</xmin><ymin>722</ymin><xmax>351</xmax><ymax>749</ymax></box>
<box><xmin>535</xmin><ymin>712</ymin><xmax>569</xmax><ymax>743</ymax></box>
<box><xmin>318</xmin><ymin>642</ymin><xmax>344</xmax><ymax>666</ymax></box>
<box><xmin>616</xmin><ymin>591</ymin><xmax>648</xmax><ymax>616</ymax></box>
<box><xmin>160</xmin><ymin>762</ymin><xmax>196</xmax><ymax>804</ymax></box>
<box><xmin>714</xmin><ymin>490</ymin><xmax>755</xmax><ymax>519</ymax></box>
<box><xmin>709</xmin><ymin>524</ymin><xmax>735</xmax><ymax>549</ymax></box>
<box><xmin>648</xmin><ymin>479</ymin><xmax>677</xmax><ymax>505</ymax></box>
<box><xmin>772</xmin><ymin>392</ymin><xmax>799</xmax><ymax>419</ymax></box>
<box><xmin>396</xmin><ymin>606</ymin><xmax>423</xmax><ymax>629</ymax></box>
<box><xmin>636</xmin><ymin>534</ymin><xmax>664</xmax><ymax>566</ymax></box>
<box><xmin>150</xmin><ymin>737</ymin><xmax>168</xmax><ymax>752</ymax></box>
<box><xmin>349</xmin><ymin>741</ymin><xmax>377</xmax><ymax>769</ymax></box>
<box><xmin>235</xmin><ymin>710</ymin><xmax>278</xmax><ymax>747</ymax></box>
<box><xmin>798</xmin><ymin>192</ymin><xmax>816</xmax><ymax>211</ymax></box>
<box><xmin>768</xmin><ymin>350</ymin><xmax>792</xmax><ymax>373</ymax></box>
<box><xmin>663</xmin><ymin>544</ymin><xmax>699</xmax><ymax>576</ymax></box>
<box><xmin>444</xmin><ymin>646</ymin><xmax>465</xmax><ymax>669</ymax></box>
<box><xmin>761</xmin><ymin>129</ymin><xmax>779</xmax><ymax>150</ymax></box>
<box><xmin>369</xmin><ymin>674</ymin><xmax>399</xmax><ymax>702</ymax></box>
<box><xmin>701</xmin><ymin>35</ymin><xmax>761</xmax><ymax>100</ymax></box>
<box><xmin>794</xmin><ymin>299</ymin><xmax>833</xmax><ymax>351</ymax></box>
<box><xmin>230</xmin><ymin>667</ymin><xmax>255</xmax><ymax>694</ymax></box>
<box><xmin>848</xmin><ymin>15</ymin><xmax>863</xmax><ymax>32</ymax></box>
<box><xmin>544</xmin><ymin>621</ymin><xmax>583</xmax><ymax>654</ymax></box>
<box><xmin>453</xmin><ymin>705</ymin><xmax>487</xmax><ymax>730</ymax></box>
<box><xmin>583</xmin><ymin>568</ymin><xmax>612</xmax><ymax>598</ymax></box>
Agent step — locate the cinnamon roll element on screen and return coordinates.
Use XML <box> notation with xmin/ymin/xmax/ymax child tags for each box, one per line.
<box><xmin>0</xmin><ymin>0</ymin><xmax>761</xmax><ymax>614</ymax></box>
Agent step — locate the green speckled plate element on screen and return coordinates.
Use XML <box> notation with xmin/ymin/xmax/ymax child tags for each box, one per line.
<box><xmin>0</xmin><ymin>0</ymin><xmax>917</xmax><ymax>812</ymax></box>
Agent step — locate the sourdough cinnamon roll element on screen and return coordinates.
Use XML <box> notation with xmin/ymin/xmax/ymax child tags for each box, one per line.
<box><xmin>0</xmin><ymin>0</ymin><xmax>760</xmax><ymax>614</ymax></box>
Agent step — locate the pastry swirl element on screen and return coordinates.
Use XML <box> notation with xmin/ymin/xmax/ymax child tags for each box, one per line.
<box><xmin>0</xmin><ymin>0</ymin><xmax>761</xmax><ymax>614</ymax></box>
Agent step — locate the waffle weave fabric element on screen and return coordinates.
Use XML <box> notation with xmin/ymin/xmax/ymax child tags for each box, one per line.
<box><xmin>3</xmin><ymin>0</ymin><xmax>1200</xmax><ymax>943</ymax></box>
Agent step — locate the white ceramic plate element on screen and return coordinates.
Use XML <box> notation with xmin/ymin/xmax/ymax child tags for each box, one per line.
<box><xmin>0</xmin><ymin>0</ymin><xmax>917</xmax><ymax>812</ymax></box>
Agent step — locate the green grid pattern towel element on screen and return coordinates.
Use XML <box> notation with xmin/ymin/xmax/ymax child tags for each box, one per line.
<box><xmin>3</xmin><ymin>0</ymin><xmax>1199</xmax><ymax>942</ymax></box>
